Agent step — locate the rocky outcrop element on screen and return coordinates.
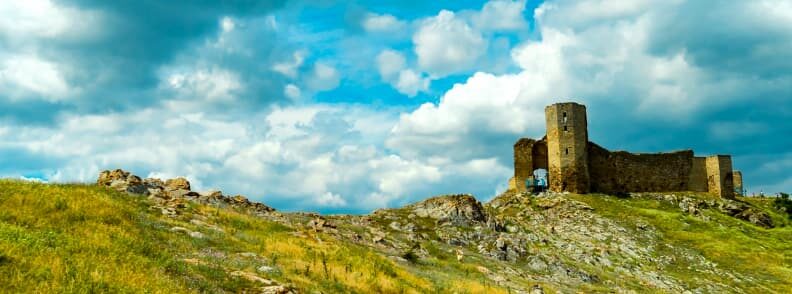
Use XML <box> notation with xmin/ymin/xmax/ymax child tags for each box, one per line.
<box><xmin>165</xmin><ymin>177</ymin><xmax>190</xmax><ymax>191</ymax></box>
<box><xmin>97</xmin><ymin>169</ymin><xmax>148</xmax><ymax>195</ymax></box>
<box><xmin>640</xmin><ymin>193</ymin><xmax>774</xmax><ymax>228</ymax></box>
<box><xmin>403</xmin><ymin>194</ymin><xmax>487</xmax><ymax>225</ymax></box>
<box><xmin>96</xmin><ymin>169</ymin><xmax>275</xmax><ymax>215</ymax></box>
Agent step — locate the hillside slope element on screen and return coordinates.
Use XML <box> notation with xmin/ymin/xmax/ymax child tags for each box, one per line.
<box><xmin>1</xmin><ymin>171</ymin><xmax>790</xmax><ymax>293</ymax></box>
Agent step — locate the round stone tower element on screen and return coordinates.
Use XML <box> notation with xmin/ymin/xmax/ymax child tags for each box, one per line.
<box><xmin>545</xmin><ymin>102</ymin><xmax>590</xmax><ymax>193</ymax></box>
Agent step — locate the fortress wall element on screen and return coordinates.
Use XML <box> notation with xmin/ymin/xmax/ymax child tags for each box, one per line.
<box><xmin>733</xmin><ymin>170</ymin><xmax>743</xmax><ymax>196</ymax></box>
<box><xmin>588</xmin><ymin>143</ymin><xmax>695</xmax><ymax>194</ymax></box>
<box><xmin>706</xmin><ymin>155</ymin><xmax>735</xmax><ymax>199</ymax></box>
<box><xmin>514</xmin><ymin>138</ymin><xmax>536</xmax><ymax>181</ymax></box>
<box><xmin>688</xmin><ymin>157</ymin><xmax>709</xmax><ymax>192</ymax></box>
<box><xmin>510</xmin><ymin>138</ymin><xmax>550</xmax><ymax>192</ymax></box>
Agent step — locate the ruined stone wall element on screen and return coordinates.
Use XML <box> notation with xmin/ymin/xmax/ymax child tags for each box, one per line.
<box><xmin>733</xmin><ymin>170</ymin><xmax>743</xmax><ymax>196</ymax></box>
<box><xmin>511</xmin><ymin>101</ymin><xmax>740</xmax><ymax>197</ymax></box>
<box><xmin>532</xmin><ymin>139</ymin><xmax>548</xmax><ymax>171</ymax></box>
<box><xmin>588</xmin><ymin>143</ymin><xmax>695</xmax><ymax>194</ymax></box>
<box><xmin>513</xmin><ymin>138</ymin><xmax>536</xmax><ymax>182</ymax></box>
<box><xmin>688</xmin><ymin>157</ymin><xmax>709</xmax><ymax>192</ymax></box>
<box><xmin>509</xmin><ymin>138</ymin><xmax>549</xmax><ymax>192</ymax></box>
<box><xmin>706</xmin><ymin>155</ymin><xmax>735</xmax><ymax>199</ymax></box>
<box><xmin>546</xmin><ymin>103</ymin><xmax>589</xmax><ymax>193</ymax></box>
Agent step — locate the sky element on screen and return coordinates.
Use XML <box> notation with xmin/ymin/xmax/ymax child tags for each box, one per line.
<box><xmin>1</xmin><ymin>0</ymin><xmax>791</xmax><ymax>213</ymax></box>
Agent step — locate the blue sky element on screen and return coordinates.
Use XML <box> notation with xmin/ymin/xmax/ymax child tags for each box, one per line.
<box><xmin>1</xmin><ymin>0</ymin><xmax>791</xmax><ymax>213</ymax></box>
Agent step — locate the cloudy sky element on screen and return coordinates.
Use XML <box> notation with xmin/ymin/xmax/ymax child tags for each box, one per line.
<box><xmin>1</xmin><ymin>0</ymin><xmax>791</xmax><ymax>213</ymax></box>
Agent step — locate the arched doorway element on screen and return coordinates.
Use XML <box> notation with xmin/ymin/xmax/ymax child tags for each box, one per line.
<box><xmin>532</xmin><ymin>168</ymin><xmax>548</xmax><ymax>192</ymax></box>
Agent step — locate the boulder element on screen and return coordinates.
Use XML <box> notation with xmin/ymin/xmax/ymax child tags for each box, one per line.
<box><xmin>143</xmin><ymin>177</ymin><xmax>165</xmax><ymax>188</ymax></box>
<box><xmin>168</xmin><ymin>189</ymin><xmax>199</xmax><ymax>199</ymax></box>
<box><xmin>97</xmin><ymin>169</ymin><xmax>130</xmax><ymax>186</ymax></box>
<box><xmin>165</xmin><ymin>177</ymin><xmax>190</xmax><ymax>191</ymax></box>
<box><xmin>405</xmin><ymin>194</ymin><xmax>487</xmax><ymax>225</ymax></box>
<box><xmin>99</xmin><ymin>169</ymin><xmax>148</xmax><ymax>195</ymax></box>
<box><xmin>199</xmin><ymin>190</ymin><xmax>223</xmax><ymax>199</ymax></box>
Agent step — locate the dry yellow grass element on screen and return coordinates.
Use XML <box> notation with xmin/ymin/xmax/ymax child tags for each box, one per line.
<box><xmin>0</xmin><ymin>180</ymin><xmax>504</xmax><ymax>293</ymax></box>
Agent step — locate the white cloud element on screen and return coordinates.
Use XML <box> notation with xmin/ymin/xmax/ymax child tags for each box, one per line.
<box><xmin>306</xmin><ymin>62</ymin><xmax>340</xmax><ymax>92</ymax></box>
<box><xmin>272</xmin><ymin>50</ymin><xmax>306</xmax><ymax>78</ymax></box>
<box><xmin>166</xmin><ymin>67</ymin><xmax>242</xmax><ymax>102</ymax></box>
<box><xmin>413</xmin><ymin>10</ymin><xmax>488</xmax><ymax>77</ymax></box>
<box><xmin>0</xmin><ymin>55</ymin><xmax>71</xmax><ymax>101</ymax></box>
<box><xmin>472</xmin><ymin>0</ymin><xmax>529</xmax><ymax>31</ymax></box>
<box><xmin>316</xmin><ymin>192</ymin><xmax>347</xmax><ymax>207</ymax></box>
<box><xmin>1</xmin><ymin>99</ymin><xmax>515</xmax><ymax>212</ymax></box>
<box><xmin>0</xmin><ymin>0</ymin><xmax>103</xmax><ymax>40</ymax></box>
<box><xmin>362</xmin><ymin>13</ymin><xmax>407</xmax><ymax>33</ymax></box>
<box><xmin>376</xmin><ymin>50</ymin><xmax>407</xmax><ymax>79</ymax></box>
<box><xmin>394</xmin><ymin>70</ymin><xmax>430</xmax><ymax>97</ymax></box>
<box><xmin>284</xmin><ymin>84</ymin><xmax>301</xmax><ymax>100</ymax></box>
<box><xmin>220</xmin><ymin>16</ymin><xmax>235</xmax><ymax>32</ymax></box>
<box><xmin>375</xmin><ymin>49</ymin><xmax>430</xmax><ymax>97</ymax></box>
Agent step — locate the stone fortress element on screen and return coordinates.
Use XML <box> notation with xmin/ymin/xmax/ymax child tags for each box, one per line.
<box><xmin>508</xmin><ymin>102</ymin><xmax>744</xmax><ymax>199</ymax></box>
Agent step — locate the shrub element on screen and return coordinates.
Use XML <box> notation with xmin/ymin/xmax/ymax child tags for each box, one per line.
<box><xmin>402</xmin><ymin>249</ymin><xmax>419</xmax><ymax>264</ymax></box>
<box><xmin>773</xmin><ymin>192</ymin><xmax>792</xmax><ymax>220</ymax></box>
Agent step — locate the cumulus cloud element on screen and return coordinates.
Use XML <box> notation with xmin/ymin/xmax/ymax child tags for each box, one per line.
<box><xmin>0</xmin><ymin>98</ymin><xmax>515</xmax><ymax>212</ymax></box>
<box><xmin>306</xmin><ymin>62</ymin><xmax>341</xmax><ymax>92</ymax></box>
<box><xmin>0</xmin><ymin>0</ymin><xmax>103</xmax><ymax>40</ymax></box>
<box><xmin>284</xmin><ymin>84</ymin><xmax>301</xmax><ymax>100</ymax></box>
<box><xmin>376</xmin><ymin>50</ymin><xmax>430</xmax><ymax>97</ymax></box>
<box><xmin>413</xmin><ymin>10</ymin><xmax>488</xmax><ymax>77</ymax></box>
<box><xmin>165</xmin><ymin>67</ymin><xmax>242</xmax><ymax>102</ymax></box>
<box><xmin>0</xmin><ymin>55</ymin><xmax>71</xmax><ymax>101</ymax></box>
<box><xmin>361</xmin><ymin>12</ymin><xmax>407</xmax><ymax>33</ymax></box>
<box><xmin>0</xmin><ymin>1</ymin><xmax>287</xmax><ymax>123</ymax></box>
<box><xmin>472</xmin><ymin>0</ymin><xmax>529</xmax><ymax>31</ymax></box>
<box><xmin>376</xmin><ymin>50</ymin><xmax>406</xmax><ymax>79</ymax></box>
<box><xmin>272</xmin><ymin>50</ymin><xmax>307</xmax><ymax>78</ymax></box>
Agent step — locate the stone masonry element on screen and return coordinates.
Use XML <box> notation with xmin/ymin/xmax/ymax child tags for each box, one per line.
<box><xmin>508</xmin><ymin>102</ymin><xmax>740</xmax><ymax>199</ymax></box>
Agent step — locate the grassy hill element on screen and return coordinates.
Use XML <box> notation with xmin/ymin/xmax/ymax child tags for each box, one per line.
<box><xmin>0</xmin><ymin>178</ymin><xmax>790</xmax><ymax>293</ymax></box>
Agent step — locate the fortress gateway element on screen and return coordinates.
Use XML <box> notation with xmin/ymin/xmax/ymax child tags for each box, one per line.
<box><xmin>508</xmin><ymin>102</ymin><xmax>743</xmax><ymax>199</ymax></box>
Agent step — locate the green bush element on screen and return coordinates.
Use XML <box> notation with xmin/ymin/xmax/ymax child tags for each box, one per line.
<box><xmin>773</xmin><ymin>192</ymin><xmax>792</xmax><ymax>220</ymax></box>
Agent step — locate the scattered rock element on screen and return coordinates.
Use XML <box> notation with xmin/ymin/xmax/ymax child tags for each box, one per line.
<box><xmin>530</xmin><ymin>284</ymin><xmax>544</xmax><ymax>294</ymax></box>
<box><xmin>170</xmin><ymin>227</ymin><xmax>190</xmax><ymax>234</ymax></box>
<box><xmin>307</xmin><ymin>218</ymin><xmax>336</xmax><ymax>232</ymax></box>
<box><xmin>230</xmin><ymin>271</ymin><xmax>274</xmax><ymax>285</ymax></box>
<box><xmin>182</xmin><ymin>258</ymin><xmax>205</xmax><ymax>266</ymax></box>
<box><xmin>260</xmin><ymin>285</ymin><xmax>294</xmax><ymax>294</ymax></box>
<box><xmin>189</xmin><ymin>231</ymin><xmax>205</xmax><ymax>239</ymax></box>
<box><xmin>455</xmin><ymin>248</ymin><xmax>464</xmax><ymax>262</ymax></box>
<box><xmin>257</xmin><ymin>265</ymin><xmax>278</xmax><ymax>274</ymax></box>
<box><xmin>95</xmin><ymin>169</ymin><xmax>276</xmax><ymax>217</ymax></box>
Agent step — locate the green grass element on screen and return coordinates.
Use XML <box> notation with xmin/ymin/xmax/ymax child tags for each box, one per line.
<box><xmin>0</xmin><ymin>180</ymin><xmax>506</xmax><ymax>293</ymax></box>
<box><xmin>4</xmin><ymin>179</ymin><xmax>788</xmax><ymax>293</ymax></box>
<box><xmin>570</xmin><ymin>193</ymin><xmax>792</xmax><ymax>292</ymax></box>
